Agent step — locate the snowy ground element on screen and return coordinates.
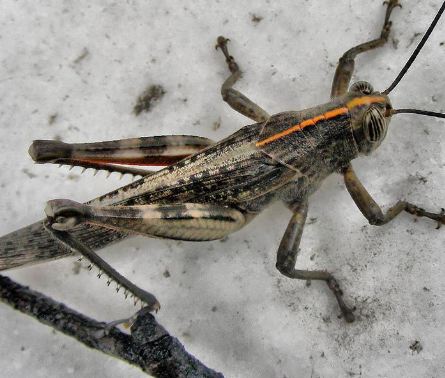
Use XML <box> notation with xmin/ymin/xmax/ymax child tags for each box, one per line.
<box><xmin>1</xmin><ymin>1</ymin><xmax>444</xmax><ymax>377</ymax></box>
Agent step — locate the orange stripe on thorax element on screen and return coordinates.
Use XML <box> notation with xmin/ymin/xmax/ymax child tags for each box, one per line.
<box><xmin>255</xmin><ymin>107</ymin><xmax>349</xmax><ymax>147</ymax></box>
<box><xmin>346</xmin><ymin>95</ymin><xmax>386</xmax><ymax>110</ymax></box>
<box><xmin>255</xmin><ymin>96</ymin><xmax>387</xmax><ymax>148</ymax></box>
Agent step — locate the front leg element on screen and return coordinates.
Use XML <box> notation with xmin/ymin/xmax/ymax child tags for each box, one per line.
<box><xmin>343</xmin><ymin>164</ymin><xmax>445</xmax><ymax>226</ymax></box>
<box><xmin>276</xmin><ymin>201</ymin><xmax>355</xmax><ymax>322</ymax></box>
<box><xmin>330</xmin><ymin>0</ymin><xmax>400</xmax><ymax>98</ymax></box>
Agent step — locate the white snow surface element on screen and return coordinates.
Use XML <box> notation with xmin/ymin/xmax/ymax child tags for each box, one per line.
<box><xmin>1</xmin><ymin>1</ymin><xmax>444</xmax><ymax>377</ymax></box>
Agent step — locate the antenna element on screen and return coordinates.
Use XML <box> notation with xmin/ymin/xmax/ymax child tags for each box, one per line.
<box><xmin>383</xmin><ymin>1</ymin><xmax>445</xmax><ymax>94</ymax></box>
<box><xmin>391</xmin><ymin>108</ymin><xmax>445</xmax><ymax>119</ymax></box>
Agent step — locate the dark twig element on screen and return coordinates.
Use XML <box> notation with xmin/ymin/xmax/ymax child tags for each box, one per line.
<box><xmin>0</xmin><ymin>274</ymin><xmax>223</xmax><ymax>378</ymax></box>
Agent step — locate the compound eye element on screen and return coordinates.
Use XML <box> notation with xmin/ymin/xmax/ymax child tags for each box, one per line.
<box><xmin>350</xmin><ymin>81</ymin><xmax>374</xmax><ymax>95</ymax></box>
<box><xmin>363</xmin><ymin>106</ymin><xmax>387</xmax><ymax>143</ymax></box>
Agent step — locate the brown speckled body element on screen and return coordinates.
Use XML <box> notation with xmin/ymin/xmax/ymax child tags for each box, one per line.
<box><xmin>0</xmin><ymin>97</ymin><xmax>360</xmax><ymax>270</ymax></box>
<box><xmin>2</xmin><ymin>0</ymin><xmax>444</xmax><ymax>324</ymax></box>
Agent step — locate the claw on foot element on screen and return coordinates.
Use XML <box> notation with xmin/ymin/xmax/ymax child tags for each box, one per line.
<box><xmin>215</xmin><ymin>35</ymin><xmax>239</xmax><ymax>73</ymax></box>
<box><xmin>436</xmin><ymin>208</ymin><xmax>445</xmax><ymax>229</ymax></box>
<box><xmin>383</xmin><ymin>0</ymin><xmax>402</xmax><ymax>9</ymax></box>
<box><xmin>405</xmin><ymin>203</ymin><xmax>445</xmax><ymax>228</ymax></box>
<box><xmin>381</xmin><ymin>0</ymin><xmax>401</xmax><ymax>39</ymax></box>
<box><xmin>327</xmin><ymin>277</ymin><xmax>356</xmax><ymax>323</ymax></box>
<box><xmin>215</xmin><ymin>35</ymin><xmax>230</xmax><ymax>50</ymax></box>
<box><xmin>100</xmin><ymin>307</ymin><xmax>156</xmax><ymax>335</ymax></box>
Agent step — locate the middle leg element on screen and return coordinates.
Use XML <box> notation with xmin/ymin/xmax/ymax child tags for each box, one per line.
<box><xmin>216</xmin><ymin>36</ymin><xmax>270</xmax><ymax>122</ymax></box>
<box><xmin>276</xmin><ymin>201</ymin><xmax>355</xmax><ymax>322</ymax></box>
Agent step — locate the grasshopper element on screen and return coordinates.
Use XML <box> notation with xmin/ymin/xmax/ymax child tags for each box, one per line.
<box><xmin>1</xmin><ymin>0</ymin><xmax>445</xmax><ymax>325</ymax></box>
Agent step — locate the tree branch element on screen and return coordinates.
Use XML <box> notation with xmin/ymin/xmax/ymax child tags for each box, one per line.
<box><xmin>0</xmin><ymin>274</ymin><xmax>223</xmax><ymax>378</ymax></box>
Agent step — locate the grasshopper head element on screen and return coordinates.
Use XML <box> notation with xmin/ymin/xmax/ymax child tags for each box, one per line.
<box><xmin>347</xmin><ymin>81</ymin><xmax>393</xmax><ymax>155</ymax></box>
<box><xmin>347</xmin><ymin>2</ymin><xmax>445</xmax><ymax>156</ymax></box>
<box><xmin>345</xmin><ymin>3</ymin><xmax>445</xmax><ymax>155</ymax></box>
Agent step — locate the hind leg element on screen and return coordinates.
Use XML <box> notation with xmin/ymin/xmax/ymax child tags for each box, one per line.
<box><xmin>44</xmin><ymin>199</ymin><xmax>246</xmax><ymax>309</ymax></box>
<box><xmin>29</xmin><ymin>135</ymin><xmax>214</xmax><ymax>176</ymax></box>
<box><xmin>45</xmin><ymin>224</ymin><xmax>161</xmax><ymax>311</ymax></box>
